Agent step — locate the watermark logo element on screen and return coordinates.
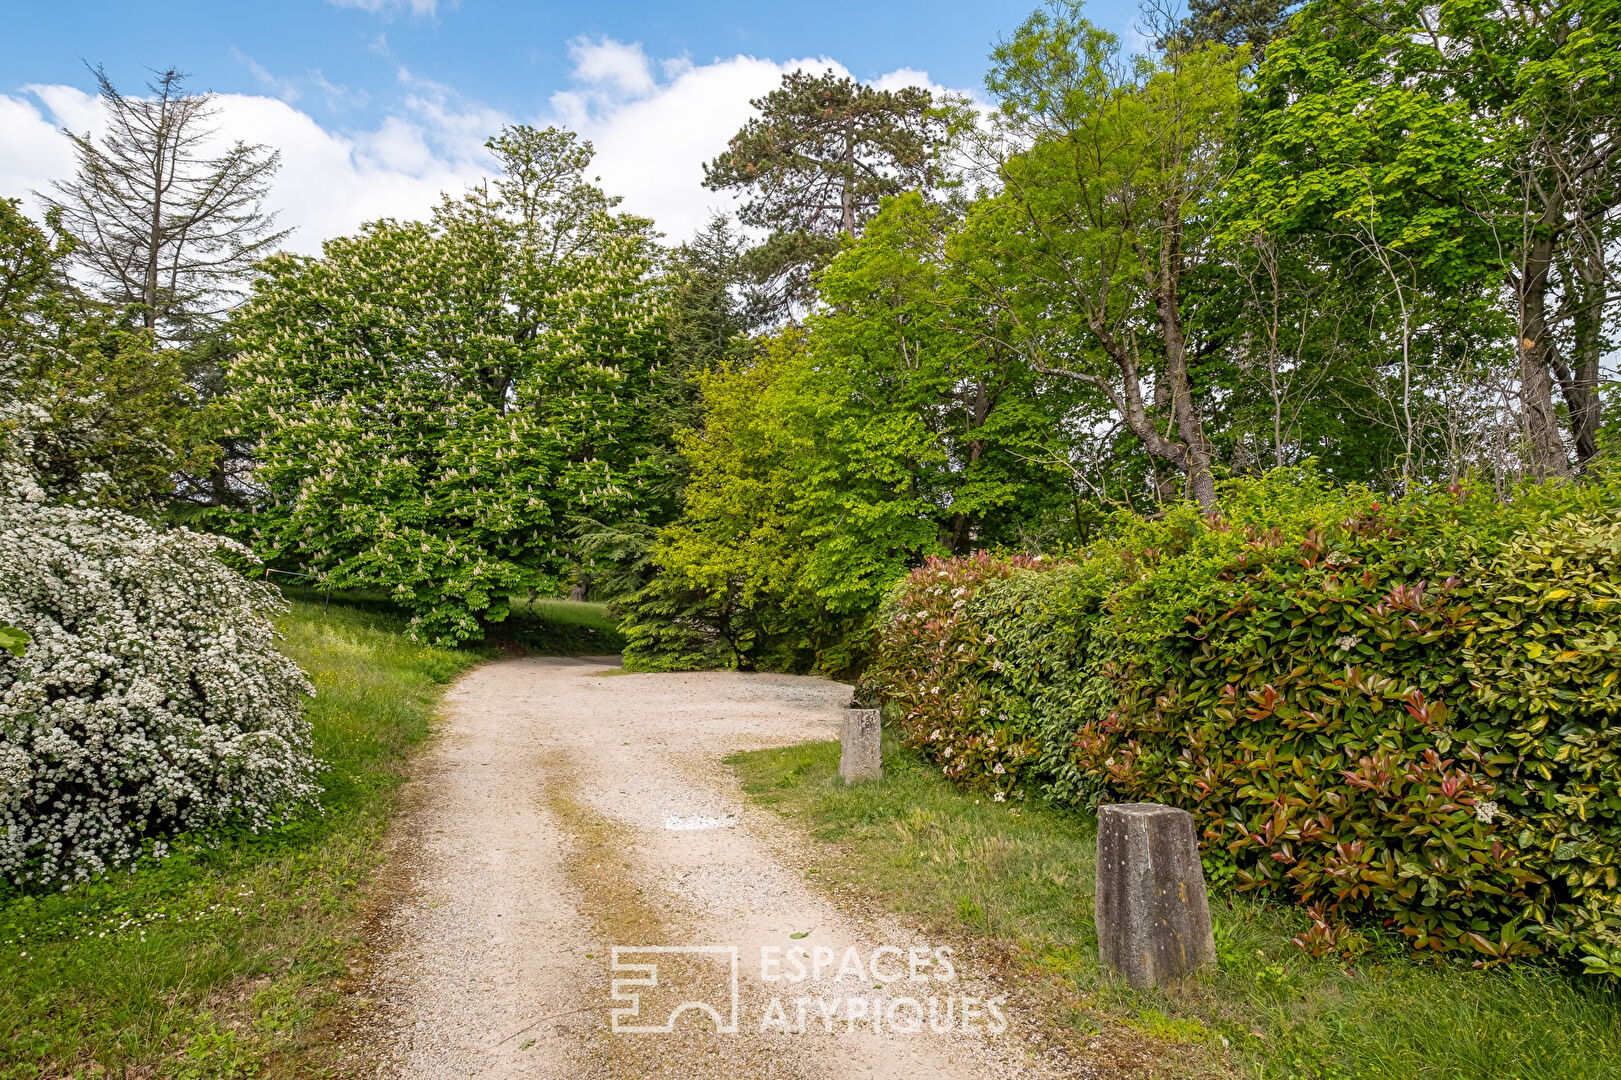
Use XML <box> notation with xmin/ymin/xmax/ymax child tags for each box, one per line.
<box><xmin>609</xmin><ymin>946</ymin><xmax>740</xmax><ymax>1033</ymax></box>
<box><xmin>608</xmin><ymin>943</ymin><xmax>1006</xmax><ymax>1036</ymax></box>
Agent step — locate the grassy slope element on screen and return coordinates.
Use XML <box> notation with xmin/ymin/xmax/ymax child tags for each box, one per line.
<box><xmin>505</xmin><ymin>597</ymin><xmax>625</xmax><ymax>654</ymax></box>
<box><xmin>512</xmin><ymin>598</ymin><xmax>619</xmax><ymax>632</ymax></box>
<box><xmin>281</xmin><ymin>589</ymin><xmax>626</xmax><ymax>655</ymax></box>
<box><xmin>0</xmin><ymin>602</ymin><xmax>481</xmax><ymax>1079</ymax></box>
<box><xmin>730</xmin><ymin>739</ymin><xmax>1621</xmax><ymax>1080</ymax></box>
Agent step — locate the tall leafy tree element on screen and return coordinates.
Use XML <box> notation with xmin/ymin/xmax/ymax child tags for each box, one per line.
<box><xmin>980</xmin><ymin>5</ymin><xmax>1249</xmax><ymax>508</ymax></box>
<box><xmin>1230</xmin><ymin>10</ymin><xmax>1515</xmax><ymax>487</ymax></box>
<box><xmin>620</xmin><ymin>337</ymin><xmax>810</xmax><ymax>672</ymax></box>
<box><xmin>229</xmin><ymin>126</ymin><xmax>667</xmax><ymax>641</ymax></box>
<box><xmin>1247</xmin><ymin>0</ymin><xmax>1621</xmax><ymax>476</ymax></box>
<box><xmin>621</xmin><ymin>195</ymin><xmax>1087</xmax><ymax>673</ymax></box>
<box><xmin>703</xmin><ymin>70</ymin><xmax>960</xmax><ymax>315</ymax></box>
<box><xmin>811</xmin><ymin>194</ymin><xmax>1088</xmax><ymax>559</ymax></box>
<box><xmin>575</xmin><ymin>215</ymin><xmax>755</xmax><ymax>601</ymax></box>
<box><xmin>1463</xmin><ymin>0</ymin><xmax>1621</xmax><ymax>472</ymax></box>
<box><xmin>1160</xmin><ymin>0</ymin><xmax>1304</xmax><ymax>58</ymax></box>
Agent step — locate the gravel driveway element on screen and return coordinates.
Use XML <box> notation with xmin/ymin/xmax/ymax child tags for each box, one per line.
<box><xmin>358</xmin><ymin>656</ymin><xmax>1075</xmax><ymax>1079</ymax></box>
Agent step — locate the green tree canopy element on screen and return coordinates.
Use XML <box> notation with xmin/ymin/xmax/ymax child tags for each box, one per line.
<box><xmin>980</xmin><ymin>5</ymin><xmax>1250</xmax><ymax>507</ymax></box>
<box><xmin>228</xmin><ymin>126</ymin><xmax>669</xmax><ymax>640</ymax></box>
<box><xmin>620</xmin><ymin>194</ymin><xmax>1088</xmax><ymax>674</ymax></box>
<box><xmin>1245</xmin><ymin>0</ymin><xmax>1621</xmax><ymax>475</ymax></box>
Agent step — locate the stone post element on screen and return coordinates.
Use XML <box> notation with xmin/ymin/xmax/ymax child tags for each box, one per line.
<box><xmin>1094</xmin><ymin>802</ymin><xmax>1216</xmax><ymax>988</ymax></box>
<box><xmin>838</xmin><ymin>708</ymin><xmax>883</xmax><ymax>783</ymax></box>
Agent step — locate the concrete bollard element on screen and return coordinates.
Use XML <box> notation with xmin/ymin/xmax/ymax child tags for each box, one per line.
<box><xmin>838</xmin><ymin>708</ymin><xmax>883</xmax><ymax>783</ymax></box>
<box><xmin>1094</xmin><ymin>802</ymin><xmax>1217</xmax><ymax>988</ymax></box>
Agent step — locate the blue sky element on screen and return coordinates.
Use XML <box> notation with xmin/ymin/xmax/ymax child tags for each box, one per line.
<box><xmin>1</xmin><ymin>0</ymin><xmax>1146</xmax><ymax>248</ymax></box>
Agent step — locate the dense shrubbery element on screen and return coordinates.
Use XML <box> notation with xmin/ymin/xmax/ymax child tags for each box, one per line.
<box><xmin>873</xmin><ymin>471</ymin><xmax>1621</xmax><ymax>973</ymax></box>
<box><xmin>0</xmin><ymin>476</ymin><xmax>316</xmax><ymax>886</ymax></box>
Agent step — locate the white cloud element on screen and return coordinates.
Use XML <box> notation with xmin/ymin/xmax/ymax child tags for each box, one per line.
<box><xmin>230</xmin><ymin>50</ymin><xmax>369</xmax><ymax>113</ymax></box>
<box><xmin>0</xmin><ymin>94</ymin><xmax>75</xmax><ymax>209</ymax></box>
<box><xmin>396</xmin><ymin>68</ymin><xmax>509</xmax><ymax>166</ymax></box>
<box><xmin>327</xmin><ymin>0</ymin><xmax>446</xmax><ymax>16</ymax></box>
<box><xmin>564</xmin><ymin>38</ymin><xmax>657</xmax><ymax>102</ymax></box>
<box><xmin>552</xmin><ymin>41</ymin><xmax>975</xmax><ymax>243</ymax></box>
<box><xmin>871</xmin><ymin>67</ymin><xmax>942</xmax><ymax>93</ymax></box>
<box><xmin>308</xmin><ymin>71</ymin><xmax>370</xmax><ymax>112</ymax></box>
<box><xmin>232</xmin><ymin>48</ymin><xmax>302</xmax><ymax>103</ymax></box>
<box><xmin>0</xmin><ymin>40</ymin><xmax>969</xmax><ymax>256</ymax></box>
<box><xmin>1</xmin><ymin>83</ymin><xmax>495</xmax><ymax>256</ymax></box>
<box><xmin>551</xmin><ymin>49</ymin><xmax>831</xmax><ymax>241</ymax></box>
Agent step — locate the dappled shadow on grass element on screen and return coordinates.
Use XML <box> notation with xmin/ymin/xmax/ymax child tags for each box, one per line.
<box><xmin>0</xmin><ymin>601</ymin><xmax>481</xmax><ymax>1078</ymax></box>
<box><xmin>728</xmin><ymin>739</ymin><xmax>1621</xmax><ymax>1080</ymax></box>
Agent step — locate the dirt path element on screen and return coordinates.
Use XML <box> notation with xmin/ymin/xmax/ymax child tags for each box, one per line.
<box><xmin>358</xmin><ymin>656</ymin><xmax>1078</xmax><ymax>1079</ymax></box>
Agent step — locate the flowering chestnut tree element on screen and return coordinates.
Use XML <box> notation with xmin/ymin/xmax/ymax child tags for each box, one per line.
<box><xmin>228</xmin><ymin>126</ymin><xmax>669</xmax><ymax>640</ymax></box>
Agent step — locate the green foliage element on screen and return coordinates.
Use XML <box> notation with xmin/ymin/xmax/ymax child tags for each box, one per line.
<box><xmin>0</xmin><ymin>602</ymin><xmax>480</xmax><ymax>1077</ymax></box>
<box><xmin>621</xmin><ymin>196</ymin><xmax>1090</xmax><ymax>675</ymax></box>
<box><xmin>1246</xmin><ymin>0</ymin><xmax>1621</xmax><ymax>473</ymax></box>
<box><xmin>874</xmin><ymin>551</ymin><xmax>1123</xmax><ymax>806</ymax></box>
<box><xmin>873</xmin><ymin>468</ymin><xmax>1621</xmax><ymax>972</ymax></box>
<box><xmin>981</xmin><ymin>7</ymin><xmax>1251</xmax><ymax>506</ymax></box>
<box><xmin>228</xmin><ymin>126</ymin><xmax>670</xmax><ymax>642</ymax></box>
<box><xmin>619</xmin><ymin>336</ymin><xmax>829</xmax><ymax>673</ymax></box>
<box><xmin>1462</xmin><ymin>514</ymin><xmax>1621</xmax><ymax>970</ymax></box>
<box><xmin>872</xmin><ymin>553</ymin><xmax>1063</xmax><ymax>799</ymax></box>
<box><xmin>731</xmin><ymin>737</ymin><xmax>1621</xmax><ymax>1080</ymax></box>
<box><xmin>571</xmin><ymin>216</ymin><xmax>757</xmax><ymax>602</ymax></box>
<box><xmin>0</xmin><ymin>198</ymin><xmax>206</xmax><ymax>511</ymax></box>
<box><xmin>1164</xmin><ymin>0</ymin><xmax>1303</xmax><ymax>56</ymax></box>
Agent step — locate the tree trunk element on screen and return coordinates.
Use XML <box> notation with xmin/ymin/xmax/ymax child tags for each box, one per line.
<box><xmin>1151</xmin><ymin>377</ymin><xmax>1179</xmax><ymax>503</ymax></box>
<box><xmin>840</xmin><ymin>130</ymin><xmax>857</xmax><ymax>237</ymax></box>
<box><xmin>1559</xmin><ymin>250</ymin><xmax>1605</xmax><ymax>466</ymax></box>
<box><xmin>1154</xmin><ymin>219</ymin><xmax>1217</xmax><ymax>509</ymax></box>
<box><xmin>1515</xmin><ymin>233</ymin><xmax>1571</xmax><ymax>478</ymax></box>
<box><xmin>143</xmin><ymin>88</ymin><xmax>171</xmax><ymax>332</ymax></box>
<box><xmin>944</xmin><ymin>381</ymin><xmax>991</xmax><ymax>554</ymax></box>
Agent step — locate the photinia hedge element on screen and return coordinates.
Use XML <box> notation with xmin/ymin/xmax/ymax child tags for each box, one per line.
<box><xmin>872</xmin><ymin>469</ymin><xmax>1621</xmax><ymax>974</ymax></box>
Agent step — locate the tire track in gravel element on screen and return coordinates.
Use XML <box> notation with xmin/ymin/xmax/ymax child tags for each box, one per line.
<box><xmin>358</xmin><ymin>656</ymin><xmax>1084</xmax><ymax>1079</ymax></box>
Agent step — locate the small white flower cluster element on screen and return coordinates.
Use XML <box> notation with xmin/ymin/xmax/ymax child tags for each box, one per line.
<box><xmin>0</xmin><ymin>489</ymin><xmax>317</xmax><ymax>886</ymax></box>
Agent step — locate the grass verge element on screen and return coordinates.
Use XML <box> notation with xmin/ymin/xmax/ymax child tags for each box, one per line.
<box><xmin>0</xmin><ymin>601</ymin><xmax>481</xmax><ymax>1079</ymax></box>
<box><xmin>729</xmin><ymin>738</ymin><xmax>1621</xmax><ymax>1080</ymax></box>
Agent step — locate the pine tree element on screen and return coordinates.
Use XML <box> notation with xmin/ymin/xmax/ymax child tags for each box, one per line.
<box><xmin>703</xmin><ymin>70</ymin><xmax>959</xmax><ymax>317</ymax></box>
<box><xmin>43</xmin><ymin>67</ymin><xmax>286</xmax><ymax>343</ymax></box>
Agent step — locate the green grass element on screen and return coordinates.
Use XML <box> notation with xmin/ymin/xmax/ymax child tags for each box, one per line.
<box><xmin>505</xmin><ymin>597</ymin><xmax>625</xmax><ymax>654</ymax></box>
<box><xmin>510</xmin><ymin>597</ymin><xmax>618</xmax><ymax>632</ymax></box>
<box><xmin>0</xmin><ymin>602</ymin><xmax>482</xmax><ymax>1079</ymax></box>
<box><xmin>279</xmin><ymin>587</ymin><xmax>626</xmax><ymax>655</ymax></box>
<box><xmin>730</xmin><ymin>738</ymin><xmax>1621</xmax><ymax>1080</ymax></box>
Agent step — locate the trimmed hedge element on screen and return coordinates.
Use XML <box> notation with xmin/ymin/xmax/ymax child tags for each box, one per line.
<box><xmin>872</xmin><ymin>470</ymin><xmax>1621</xmax><ymax>974</ymax></box>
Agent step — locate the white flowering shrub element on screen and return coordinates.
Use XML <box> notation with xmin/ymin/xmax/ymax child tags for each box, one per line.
<box><xmin>0</xmin><ymin>487</ymin><xmax>317</xmax><ymax>885</ymax></box>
